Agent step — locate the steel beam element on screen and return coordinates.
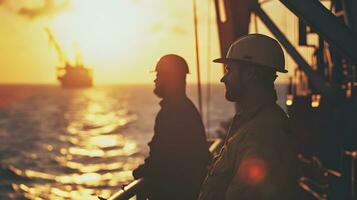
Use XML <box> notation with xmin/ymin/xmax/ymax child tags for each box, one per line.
<box><xmin>280</xmin><ymin>0</ymin><xmax>357</xmax><ymax>65</ymax></box>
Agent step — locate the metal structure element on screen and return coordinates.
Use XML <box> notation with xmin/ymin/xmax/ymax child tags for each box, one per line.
<box><xmin>212</xmin><ymin>0</ymin><xmax>357</xmax><ymax>199</ymax></box>
<box><xmin>104</xmin><ymin>0</ymin><xmax>357</xmax><ymax>199</ymax></box>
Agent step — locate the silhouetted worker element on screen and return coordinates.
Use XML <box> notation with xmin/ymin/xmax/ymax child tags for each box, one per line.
<box><xmin>132</xmin><ymin>54</ymin><xmax>211</xmax><ymax>200</ymax></box>
<box><xmin>199</xmin><ymin>34</ymin><xmax>299</xmax><ymax>200</ymax></box>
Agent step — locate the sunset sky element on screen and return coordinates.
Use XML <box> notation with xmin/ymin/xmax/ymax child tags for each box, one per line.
<box><xmin>0</xmin><ymin>0</ymin><xmax>314</xmax><ymax>85</ymax></box>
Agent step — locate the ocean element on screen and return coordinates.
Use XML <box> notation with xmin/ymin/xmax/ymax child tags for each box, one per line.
<box><xmin>0</xmin><ymin>84</ymin><xmax>287</xmax><ymax>199</ymax></box>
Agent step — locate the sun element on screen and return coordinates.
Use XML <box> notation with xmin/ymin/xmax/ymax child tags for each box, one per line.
<box><xmin>49</xmin><ymin>0</ymin><xmax>160</xmax><ymax>71</ymax></box>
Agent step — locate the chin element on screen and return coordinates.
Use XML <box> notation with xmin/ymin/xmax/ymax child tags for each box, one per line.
<box><xmin>225</xmin><ymin>91</ymin><xmax>239</xmax><ymax>102</ymax></box>
<box><xmin>154</xmin><ymin>88</ymin><xmax>163</xmax><ymax>98</ymax></box>
<box><xmin>225</xmin><ymin>94</ymin><xmax>235</xmax><ymax>102</ymax></box>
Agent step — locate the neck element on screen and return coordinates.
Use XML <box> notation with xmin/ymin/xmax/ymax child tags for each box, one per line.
<box><xmin>237</xmin><ymin>86</ymin><xmax>277</xmax><ymax>113</ymax></box>
<box><xmin>163</xmin><ymin>87</ymin><xmax>186</xmax><ymax>101</ymax></box>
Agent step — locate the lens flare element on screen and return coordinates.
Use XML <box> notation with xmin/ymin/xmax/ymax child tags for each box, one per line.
<box><xmin>238</xmin><ymin>158</ymin><xmax>267</xmax><ymax>186</ymax></box>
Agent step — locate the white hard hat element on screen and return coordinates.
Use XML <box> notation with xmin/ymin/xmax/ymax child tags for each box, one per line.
<box><xmin>214</xmin><ymin>34</ymin><xmax>287</xmax><ymax>73</ymax></box>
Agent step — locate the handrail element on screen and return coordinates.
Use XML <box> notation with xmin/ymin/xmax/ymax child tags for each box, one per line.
<box><xmin>106</xmin><ymin>179</ymin><xmax>146</xmax><ymax>200</ymax></box>
<box><xmin>209</xmin><ymin>138</ymin><xmax>223</xmax><ymax>153</ymax></box>
<box><xmin>102</xmin><ymin>138</ymin><xmax>223</xmax><ymax>200</ymax></box>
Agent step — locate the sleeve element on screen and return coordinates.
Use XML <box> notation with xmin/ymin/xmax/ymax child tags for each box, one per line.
<box><xmin>132</xmin><ymin>161</ymin><xmax>147</xmax><ymax>179</ymax></box>
<box><xmin>132</xmin><ymin>133</ymin><xmax>172</xmax><ymax>179</ymax></box>
<box><xmin>132</xmin><ymin>110</ymin><xmax>181</xmax><ymax>179</ymax></box>
<box><xmin>225</xmin><ymin>132</ymin><xmax>296</xmax><ymax>200</ymax></box>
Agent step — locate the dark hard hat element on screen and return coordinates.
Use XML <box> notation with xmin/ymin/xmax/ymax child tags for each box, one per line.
<box><xmin>153</xmin><ymin>54</ymin><xmax>190</xmax><ymax>74</ymax></box>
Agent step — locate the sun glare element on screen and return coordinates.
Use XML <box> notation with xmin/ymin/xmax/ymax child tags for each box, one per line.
<box><xmin>50</xmin><ymin>0</ymin><xmax>159</xmax><ymax>72</ymax></box>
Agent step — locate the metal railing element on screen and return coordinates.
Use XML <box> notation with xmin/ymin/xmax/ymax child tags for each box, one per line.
<box><xmin>101</xmin><ymin>138</ymin><xmax>223</xmax><ymax>200</ymax></box>
<box><xmin>106</xmin><ymin>179</ymin><xmax>146</xmax><ymax>200</ymax></box>
<box><xmin>297</xmin><ymin>154</ymin><xmax>341</xmax><ymax>200</ymax></box>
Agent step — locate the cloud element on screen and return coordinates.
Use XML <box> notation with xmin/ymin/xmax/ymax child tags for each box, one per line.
<box><xmin>0</xmin><ymin>0</ymin><xmax>69</xmax><ymax>19</ymax></box>
<box><xmin>18</xmin><ymin>0</ymin><xmax>69</xmax><ymax>19</ymax></box>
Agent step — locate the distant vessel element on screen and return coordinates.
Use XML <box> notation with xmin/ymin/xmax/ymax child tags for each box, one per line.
<box><xmin>45</xmin><ymin>28</ymin><xmax>93</xmax><ymax>88</ymax></box>
<box><xmin>57</xmin><ymin>64</ymin><xmax>93</xmax><ymax>88</ymax></box>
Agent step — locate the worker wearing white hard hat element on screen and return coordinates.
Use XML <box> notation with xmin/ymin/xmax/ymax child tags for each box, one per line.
<box><xmin>199</xmin><ymin>34</ymin><xmax>299</xmax><ymax>200</ymax></box>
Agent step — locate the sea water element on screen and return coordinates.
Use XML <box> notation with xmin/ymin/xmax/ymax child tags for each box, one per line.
<box><xmin>0</xmin><ymin>84</ymin><xmax>286</xmax><ymax>199</ymax></box>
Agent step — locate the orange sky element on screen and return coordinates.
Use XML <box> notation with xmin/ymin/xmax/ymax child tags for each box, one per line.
<box><xmin>0</xmin><ymin>0</ymin><xmax>316</xmax><ymax>85</ymax></box>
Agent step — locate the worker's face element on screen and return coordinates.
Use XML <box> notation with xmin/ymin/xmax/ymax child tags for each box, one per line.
<box><xmin>154</xmin><ymin>69</ymin><xmax>185</xmax><ymax>98</ymax></box>
<box><xmin>220</xmin><ymin>62</ymin><xmax>250</xmax><ymax>102</ymax></box>
<box><xmin>154</xmin><ymin>71</ymin><xmax>165</xmax><ymax>98</ymax></box>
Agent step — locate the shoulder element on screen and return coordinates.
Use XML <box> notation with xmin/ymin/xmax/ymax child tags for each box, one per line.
<box><xmin>256</xmin><ymin>103</ymin><xmax>289</xmax><ymax>128</ymax></box>
<box><xmin>160</xmin><ymin>98</ymin><xmax>202</xmax><ymax>123</ymax></box>
<box><xmin>173</xmin><ymin>98</ymin><xmax>201</xmax><ymax>116</ymax></box>
<box><xmin>233</xmin><ymin>104</ymin><xmax>291</xmax><ymax>145</ymax></box>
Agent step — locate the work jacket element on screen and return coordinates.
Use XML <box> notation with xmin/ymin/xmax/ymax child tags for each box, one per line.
<box><xmin>199</xmin><ymin>92</ymin><xmax>299</xmax><ymax>200</ymax></box>
<box><xmin>133</xmin><ymin>96</ymin><xmax>210</xmax><ymax>200</ymax></box>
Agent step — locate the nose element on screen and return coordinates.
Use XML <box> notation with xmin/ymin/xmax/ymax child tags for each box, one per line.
<box><xmin>220</xmin><ymin>73</ymin><xmax>227</xmax><ymax>83</ymax></box>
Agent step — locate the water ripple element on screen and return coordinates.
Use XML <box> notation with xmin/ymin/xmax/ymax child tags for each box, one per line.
<box><xmin>0</xmin><ymin>86</ymin><xmax>150</xmax><ymax>199</ymax></box>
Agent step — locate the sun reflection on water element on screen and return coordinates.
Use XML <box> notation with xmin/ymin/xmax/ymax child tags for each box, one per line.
<box><xmin>6</xmin><ymin>88</ymin><xmax>144</xmax><ymax>199</ymax></box>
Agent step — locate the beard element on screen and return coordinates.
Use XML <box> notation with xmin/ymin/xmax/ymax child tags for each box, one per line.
<box><xmin>224</xmin><ymin>83</ymin><xmax>245</xmax><ymax>102</ymax></box>
<box><xmin>154</xmin><ymin>85</ymin><xmax>164</xmax><ymax>98</ymax></box>
<box><xmin>225</xmin><ymin>89</ymin><xmax>236</xmax><ymax>102</ymax></box>
<box><xmin>225</xmin><ymin>88</ymin><xmax>240</xmax><ymax>102</ymax></box>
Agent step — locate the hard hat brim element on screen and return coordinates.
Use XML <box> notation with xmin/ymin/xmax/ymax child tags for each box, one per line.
<box><xmin>213</xmin><ymin>58</ymin><xmax>288</xmax><ymax>73</ymax></box>
<box><xmin>213</xmin><ymin>57</ymin><xmax>238</xmax><ymax>63</ymax></box>
<box><xmin>148</xmin><ymin>69</ymin><xmax>191</xmax><ymax>74</ymax></box>
<box><xmin>277</xmin><ymin>69</ymin><xmax>288</xmax><ymax>73</ymax></box>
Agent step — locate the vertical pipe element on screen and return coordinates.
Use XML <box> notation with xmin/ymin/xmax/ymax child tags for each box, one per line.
<box><xmin>206</xmin><ymin>0</ymin><xmax>212</xmax><ymax>131</ymax></box>
<box><xmin>279</xmin><ymin>0</ymin><xmax>357</xmax><ymax>65</ymax></box>
<box><xmin>193</xmin><ymin>0</ymin><xmax>203</xmax><ymax>114</ymax></box>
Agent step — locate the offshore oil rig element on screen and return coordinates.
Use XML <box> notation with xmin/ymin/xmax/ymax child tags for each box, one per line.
<box><xmin>103</xmin><ymin>0</ymin><xmax>357</xmax><ymax>199</ymax></box>
<box><xmin>45</xmin><ymin>28</ymin><xmax>93</xmax><ymax>88</ymax></box>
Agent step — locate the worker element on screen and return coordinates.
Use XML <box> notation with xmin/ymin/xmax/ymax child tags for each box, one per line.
<box><xmin>132</xmin><ymin>54</ymin><xmax>211</xmax><ymax>200</ymax></box>
<box><xmin>199</xmin><ymin>34</ymin><xmax>299</xmax><ymax>200</ymax></box>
